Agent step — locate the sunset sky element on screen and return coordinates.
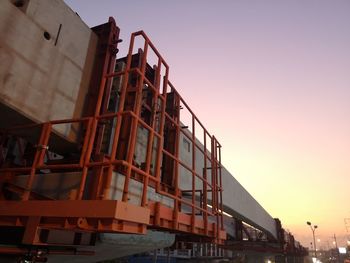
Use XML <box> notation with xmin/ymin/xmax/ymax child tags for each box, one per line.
<box><xmin>64</xmin><ymin>0</ymin><xmax>350</xmax><ymax>247</ymax></box>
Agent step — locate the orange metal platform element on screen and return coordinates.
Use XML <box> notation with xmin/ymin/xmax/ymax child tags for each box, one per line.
<box><xmin>0</xmin><ymin>18</ymin><xmax>226</xmax><ymax>257</ymax></box>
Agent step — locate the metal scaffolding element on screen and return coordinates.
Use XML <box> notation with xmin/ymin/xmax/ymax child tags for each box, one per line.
<box><xmin>0</xmin><ymin>18</ymin><xmax>225</xmax><ymax>257</ymax></box>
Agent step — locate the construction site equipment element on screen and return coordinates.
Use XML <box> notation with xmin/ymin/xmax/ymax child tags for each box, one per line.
<box><xmin>0</xmin><ymin>2</ymin><xmax>225</xmax><ymax>260</ymax></box>
<box><xmin>0</xmin><ymin>1</ymin><xmax>307</xmax><ymax>262</ymax></box>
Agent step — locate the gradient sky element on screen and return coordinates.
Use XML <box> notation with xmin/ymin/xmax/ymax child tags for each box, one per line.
<box><xmin>64</xmin><ymin>0</ymin><xmax>350</xmax><ymax>248</ymax></box>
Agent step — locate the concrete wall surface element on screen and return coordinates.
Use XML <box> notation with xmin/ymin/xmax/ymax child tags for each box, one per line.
<box><xmin>47</xmin><ymin>230</ymin><xmax>175</xmax><ymax>263</ymax></box>
<box><xmin>0</xmin><ymin>0</ymin><xmax>97</xmax><ymax>141</ymax></box>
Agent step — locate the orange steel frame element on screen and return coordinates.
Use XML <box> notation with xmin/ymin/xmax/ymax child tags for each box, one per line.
<box><xmin>0</xmin><ymin>20</ymin><xmax>225</xmax><ymax>255</ymax></box>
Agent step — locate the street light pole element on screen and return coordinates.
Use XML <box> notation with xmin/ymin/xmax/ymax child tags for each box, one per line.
<box><xmin>307</xmin><ymin>221</ymin><xmax>318</xmax><ymax>259</ymax></box>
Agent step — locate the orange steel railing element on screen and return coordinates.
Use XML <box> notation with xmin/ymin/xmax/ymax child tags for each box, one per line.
<box><xmin>0</xmin><ymin>30</ymin><xmax>226</xmax><ymax>247</ymax></box>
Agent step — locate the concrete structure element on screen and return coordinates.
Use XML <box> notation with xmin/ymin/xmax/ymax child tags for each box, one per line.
<box><xmin>0</xmin><ymin>0</ymin><xmax>97</xmax><ymax>141</ymax></box>
<box><xmin>0</xmin><ymin>1</ymin><xmax>307</xmax><ymax>262</ymax></box>
<box><xmin>48</xmin><ymin>231</ymin><xmax>175</xmax><ymax>263</ymax></box>
<box><xmin>1</xmin><ymin>0</ymin><xmax>275</xmax><ymax>237</ymax></box>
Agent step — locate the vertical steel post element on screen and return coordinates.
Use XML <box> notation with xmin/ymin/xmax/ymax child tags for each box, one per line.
<box><xmin>191</xmin><ymin>116</ymin><xmax>196</xmax><ymax>232</ymax></box>
<box><xmin>122</xmin><ymin>37</ymin><xmax>148</xmax><ymax>203</ymax></box>
<box><xmin>22</xmin><ymin>123</ymin><xmax>51</xmax><ymax>201</ymax></box>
